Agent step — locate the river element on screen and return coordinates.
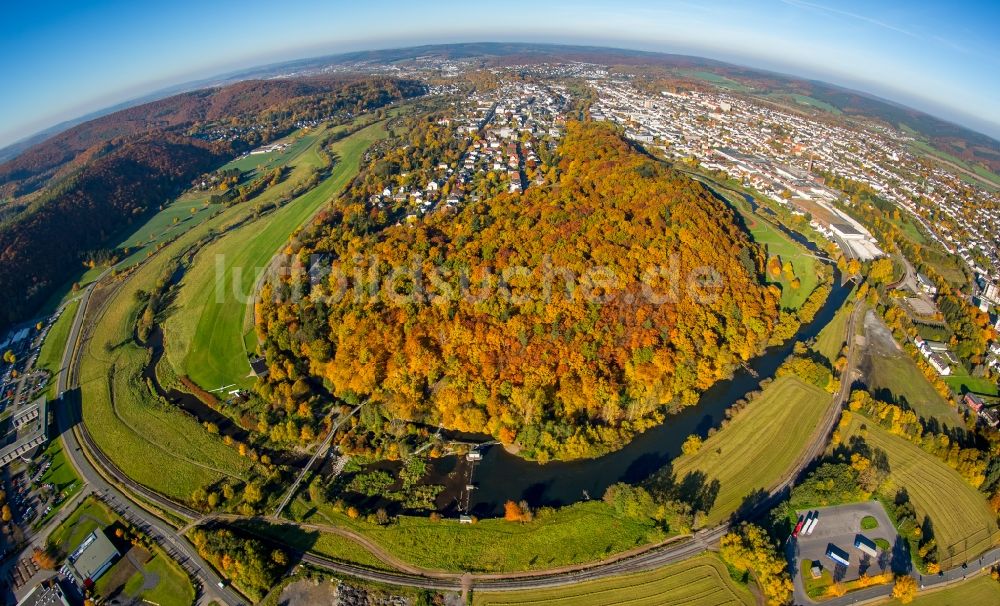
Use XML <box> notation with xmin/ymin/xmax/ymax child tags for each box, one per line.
<box><xmin>458</xmin><ymin>272</ymin><xmax>849</xmax><ymax>516</ymax></box>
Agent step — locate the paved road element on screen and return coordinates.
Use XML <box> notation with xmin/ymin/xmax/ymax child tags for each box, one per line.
<box><xmin>52</xmin><ymin>278</ymin><xmax>245</xmax><ymax>606</ymax></box>
<box><xmin>52</xmin><ymin>271</ymin><xmax>998</xmax><ymax>603</ymax></box>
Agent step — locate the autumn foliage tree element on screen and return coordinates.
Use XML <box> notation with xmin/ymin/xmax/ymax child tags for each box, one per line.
<box><xmin>720</xmin><ymin>523</ymin><xmax>793</xmax><ymax>605</ymax></box>
<box><xmin>258</xmin><ymin>122</ymin><xmax>779</xmax><ymax>461</ymax></box>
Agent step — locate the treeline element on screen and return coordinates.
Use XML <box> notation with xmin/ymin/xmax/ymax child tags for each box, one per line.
<box><xmin>190</xmin><ymin>527</ymin><xmax>289</xmax><ymax>601</ymax></box>
<box><xmin>0</xmin><ymin>76</ymin><xmax>424</xmax><ymax>198</ymax></box>
<box><xmin>0</xmin><ymin>136</ymin><xmax>226</xmax><ymax>328</ymax></box>
<box><xmin>257</xmin><ymin>121</ymin><xmax>780</xmax><ymax>461</ymax></box>
<box><xmin>0</xmin><ymin>77</ymin><xmax>422</xmax><ymax>331</ymax></box>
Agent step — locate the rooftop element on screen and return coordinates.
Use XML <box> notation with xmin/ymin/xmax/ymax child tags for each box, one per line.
<box><xmin>68</xmin><ymin>530</ymin><xmax>119</xmax><ymax>584</ymax></box>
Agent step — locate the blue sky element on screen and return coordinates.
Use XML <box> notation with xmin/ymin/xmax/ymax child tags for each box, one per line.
<box><xmin>2</xmin><ymin>0</ymin><xmax>999</xmax><ymax>147</ymax></box>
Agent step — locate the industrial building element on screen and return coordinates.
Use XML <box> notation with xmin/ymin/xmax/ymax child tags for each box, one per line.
<box><xmin>0</xmin><ymin>396</ymin><xmax>49</xmax><ymax>468</ymax></box>
<box><xmin>64</xmin><ymin>530</ymin><xmax>120</xmax><ymax>588</ymax></box>
<box><xmin>15</xmin><ymin>579</ymin><xmax>71</xmax><ymax>606</ymax></box>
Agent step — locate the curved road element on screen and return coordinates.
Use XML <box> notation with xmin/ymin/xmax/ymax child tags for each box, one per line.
<box><xmin>54</xmin><ymin>278</ymin><xmax>245</xmax><ymax>606</ymax></box>
<box><xmin>53</xmin><ymin>269</ymin><xmax>994</xmax><ymax>604</ymax></box>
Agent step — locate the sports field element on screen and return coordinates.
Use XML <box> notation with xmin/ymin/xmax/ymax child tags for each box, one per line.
<box><xmin>472</xmin><ymin>553</ymin><xmax>754</xmax><ymax>606</ymax></box>
<box><xmin>670</xmin><ymin>376</ymin><xmax>831</xmax><ymax>526</ymax></box>
<box><xmin>165</xmin><ymin>119</ymin><xmax>388</xmax><ymax>391</ymax></box>
<box><xmin>840</xmin><ymin>416</ymin><xmax>999</xmax><ymax>568</ymax></box>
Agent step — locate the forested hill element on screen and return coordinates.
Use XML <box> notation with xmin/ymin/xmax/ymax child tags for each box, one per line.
<box><xmin>0</xmin><ymin>136</ymin><xmax>226</xmax><ymax>327</ymax></box>
<box><xmin>0</xmin><ymin>77</ymin><xmax>424</xmax><ymax>330</ymax></box>
<box><xmin>256</xmin><ymin>122</ymin><xmax>781</xmax><ymax>461</ymax></box>
<box><xmin>0</xmin><ymin>76</ymin><xmax>424</xmax><ymax>199</ymax></box>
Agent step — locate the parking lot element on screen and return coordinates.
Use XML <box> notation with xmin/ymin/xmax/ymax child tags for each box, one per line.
<box><xmin>789</xmin><ymin>501</ymin><xmax>908</xmax><ymax>584</ymax></box>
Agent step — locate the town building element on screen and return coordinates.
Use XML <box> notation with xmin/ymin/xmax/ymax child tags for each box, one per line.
<box><xmin>63</xmin><ymin>530</ymin><xmax>120</xmax><ymax>589</ymax></box>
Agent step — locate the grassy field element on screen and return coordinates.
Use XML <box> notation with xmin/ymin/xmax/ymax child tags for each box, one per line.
<box><xmin>49</xmin><ymin>496</ymin><xmax>113</xmax><ymax>552</ymax></box>
<box><xmin>50</xmin><ymin>497</ymin><xmax>193</xmax><ymax>606</ymax></box>
<box><xmin>290</xmin><ymin>498</ymin><xmax>669</xmax><ymax>573</ymax></box>
<box><xmin>33</xmin><ymin>438</ymin><xmax>82</xmax><ymax>527</ymax></box>
<box><xmin>236</xmin><ymin>519</ymin><xmax>396</xmax><ymax>571</ymax></box>
<box><xmin>866</xmin><ymin>346</ymin><xmax>962</xmax><ymax>426</ymax></box>
<box><xmin>122</xmin><ymin>553</ymin><xmax>196</xmax><ymax>606</ymax></box>
<box><xmin>677</xmin><ymin>69</ymin><xmax>753</xmax><ymax>93</ymax></box>
<box><xmin>908</xmin><ymin>137</ymin><xmax>1000</xmax><ymax>190</ymax></box>
<box><xmin>37</xmin><ymin>298</ymin><xmax>80</xmax><ymax>396</ymax></box>
<box><xmin>670</xmin><ymin>376</ymin><xmax>831</xmax><ymax>526</ymax></box>
<box><xmin>697</xmin><ymin>176</ymin><xmax>819</xmax><ymax>309</ymax></box>
<box><xmin>76</xmin><ymin>118</ymin><xmax>391</xmax><ymax>500</ymax></box>
<box><xmin>841</xmin><ymin>416</ymin><xmax>999</xmax><ymax>568</ymax></box>
<box><xmin>879</xmin><ymin>575</ymin><xmax>1000</xmax><ymax>606</ymax></box>
<box><xmin>472</xmin><ymin>553</ymin><xmax>754</xmax><ymax>606</ymax></box>
<box><xmin>165</xmin><ymin>120</ymin><xmax>388</xmax><ymax>391</ymax></box>
<box><xmin>77</xmin><ymin>250</ymin><xmax>253</xmax><ymax>498</ymax></box>
<box><xmin>944</xmin><ymin>372</ymin><xmax>999</xmax><ymax>398</ymax></box>
<box><xmin>814</xmin><ymin>298</ymin><xmax>852</xmax><ymax>363</ymax></box>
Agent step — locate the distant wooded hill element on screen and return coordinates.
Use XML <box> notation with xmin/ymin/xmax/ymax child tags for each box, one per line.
<box><xmin>0</xmin><ymin>76</ymin><xmax>424</xmax><ymax>330</ymax></box>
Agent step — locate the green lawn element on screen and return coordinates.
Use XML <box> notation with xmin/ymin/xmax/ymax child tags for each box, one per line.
<box><xmin>50</xmin><ymin>497</ymin><xmax>194</xmax><ymax>606</ymax></box>
<box><xmin>670</xmin><ymin>376</ymin><xmax>832</xmax><ymax>526</ymax></box>
<box><xmin>800</xmin><ymin>559</ymin><xmax>834</xmax><ymax>598</ymax></box>
<box><xmin>945</xmin><ymin>373</ymin><xmax>999</xmax><ymax>398</ymax></box>
<box><xmin>33</xmin><ymin>438</ymin><xmax>83</xmax><ymax>527</ymax></box>
<box><xmin>699</xmin><ymin>176</ymin><xmax>819</xmax><ymax>310</ymax></box>
<box><xmin>235</xmin><ymin>519</ymin><xmax>395</xmax><ymax>571</ymax></box>
<box><xmin>165</xmin><ymin>120</ymin><xmax>388</xmax><ymax>391</ymax></box>
<box><xmin>73</xmin><ymin>121</ymin><xmax>394</xmax><ymax>502</ymax></box>
<box><xmin>290</xmin><ymin>498</ymin><xmax>669</xmax><ymax>574</ymax></box>
<box><xmin>866</xmin><ymin>345</ymin><xmax>962</xmax><ymax>426</ymax></box>
<box><xmin>880</xmin><ymin>575</ymin><xmax>1000</xmax><ymax>606</ymax></box>
<box><xmin>49</xmin><ymin>497</ymin><xmax>114</xmax><ymax>552</ymax></box>
<box><xmin>76</xmin><ymin>184</ymin><xmax>262</xmax><ymax>500</ymax></box>
<box><xmin>768</xmin><ymin>93</ymin><xmax>842</xmax><ymax>115</ymax></box>
<box><xmin>37</xmin><ymin>298</ymin><xmax>80</xmax><ymax>396</ymax></box>
<box><xmin>841</xmin><ymin>416</ymin><xmax>999</xmax><ymax>568</ymax></box>
<box><xmin>472</xmin><ymin>553</ymin><xmax>754</xmax><ymax>606</ymax></box>
<box><xmin>77</xmin><ymin>250</ymin><xmax>253</xmax><ymax>499</ymax></box>
<box><xmin>124</xmin><ymin>554</ymin><xmax>196</xmax><ymax>606</ymax></box>
<box><xmin>908</xmin><ymin>137</ymin><xmax>1000</xmax><ymax>190</ymax></box>
<box><xmin>677</xmin><ymin>69</ymin><xmax>753</xmax><ymax>93</ymax></box>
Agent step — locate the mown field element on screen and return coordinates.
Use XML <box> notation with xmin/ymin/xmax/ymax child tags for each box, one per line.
<box><xmin>880</xmin><ymin>575</ymin><xmax>1000</xmax><ymax>606</ymax></box>
<box><xmin>165</xmin><ymin>119</ymin><xmax>388</xmax><ymax>391</ymax></box>
<box><xmin>670</xmin><ymin>376</ymin><xmax>832</xmax><ymax>526</ymax></box>
<box><xmin>813</xmin><ymin>297</ymin><xmax>852</xmax><ymax>364</ymax></box>
<box><xmin>235</xmin><ymin>519</ymin><xmax>396</xmax><ymax>572</ymax></box>
<box><xmin>472</xmin><ymin>553</ymin><xmax>754</xmax><ymax>606</ymax></box>
<box><xmin>289</xmin><ymin>498</ymin><xmax>669</xmax><ymax>573</ymax></box>
<box><xmin>76</xmin><ymin>117</ymin><xmax>388</xmax><ymax>501</ymax></box>
<box><xmin>840</xmin><ymin>416</ymin><xmax>999</xmax><ymax>568</ymax></box>
<box><xmin>945</xmin><ymin>372</ymin><xmax>999</xmax><ymax>398</ymax></box>
<box><xmin>866</xmin><ymin>345</ymin><xmax>962</xmax><ymax>426</ymax></box>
